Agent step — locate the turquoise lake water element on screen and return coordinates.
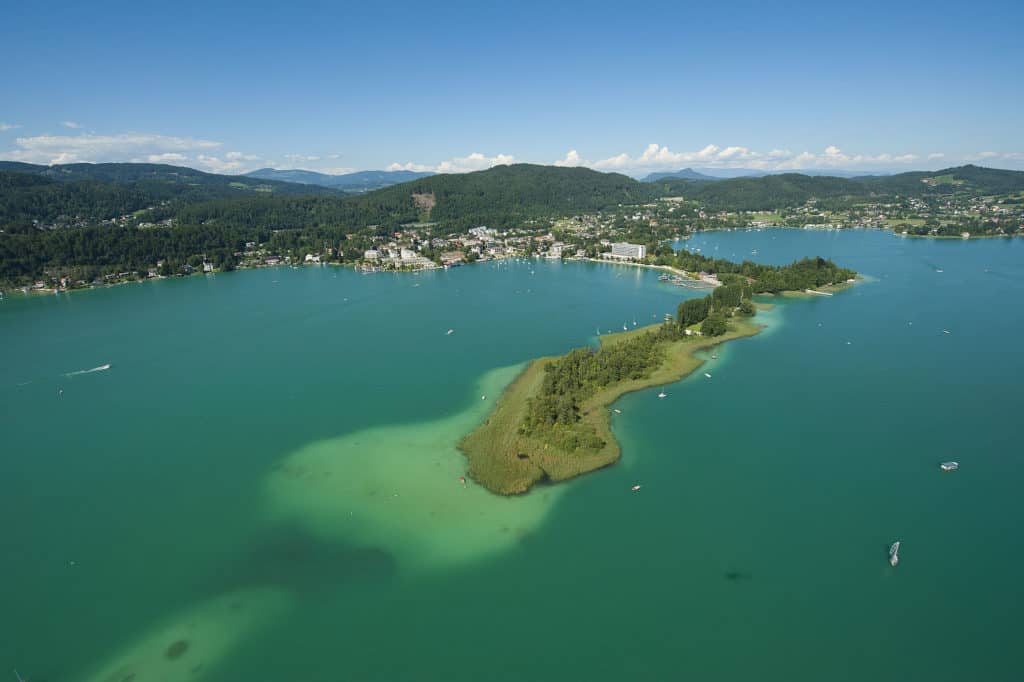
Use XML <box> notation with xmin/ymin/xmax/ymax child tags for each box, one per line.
<box><xmin>2</xmin><ymin>229</ymin><xmax>1022</xmax><ymax>681</ymax></box>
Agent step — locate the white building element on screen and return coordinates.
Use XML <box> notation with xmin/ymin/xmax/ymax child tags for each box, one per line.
<box><xmin>468</xmin><ymin>226</ymin><xmax>496</xmax><ymax>240</ymax></box>
<box><xmin>609</xmin><ymin>242</ymin><xmax>647</xmax><ymax>260</ymax></box>
<box><xmin>400</xmin><ymin>248</ymin><xmax>418</xmax><ymax>260</ymax></box>
<box><xmin>363</xmin><ymin>250</ymin><xmax>379</xmax><ymax>261</ymax></box>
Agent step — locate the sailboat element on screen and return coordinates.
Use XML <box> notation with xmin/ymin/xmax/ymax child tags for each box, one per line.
<box><xmin>623</xmin><ymin>322</ymin><xmax>628</xmax><ymax>331</ymax></box>
<box><xmin>632</xmin><ymin>317</ymin><xmax>637</xmax><ymax>327</ymax></box>
<box><xmin>889</xmin><ymin>541</ymin><xmax>900</xmax><ymax>567</ymax></box>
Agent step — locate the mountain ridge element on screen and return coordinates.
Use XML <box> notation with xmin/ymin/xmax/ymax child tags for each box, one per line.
<box><xmin>245</xmin><ymin>167</ymin><xmax>435</xmax><ymax>191</ymax></box>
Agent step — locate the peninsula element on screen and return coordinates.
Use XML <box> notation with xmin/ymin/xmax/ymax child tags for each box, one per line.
<box><xmin>459</xmin><ymin>255</ymin><xmax>856</xmax><ymax>495</ymax></box>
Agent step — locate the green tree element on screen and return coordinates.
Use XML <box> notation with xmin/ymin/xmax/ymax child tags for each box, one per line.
<box><xmin>701</xmin><ymin>312</ymin><xmax>728</xmax><ymax>336</ymax></box>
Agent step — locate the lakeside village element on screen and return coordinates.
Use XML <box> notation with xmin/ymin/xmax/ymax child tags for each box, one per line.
<box><xmin>11</xmin><ymin>185</ymin><xmax>1022</xmax><ymax>294</ymax></box>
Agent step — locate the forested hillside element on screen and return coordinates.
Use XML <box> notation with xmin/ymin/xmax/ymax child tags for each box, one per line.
<box><xmin>0</xmin><ymin>163</ymin><xmax>338</xmax><ymax>227</ymax></box>
<box><xmin>361</xmin><ymin>163</ymin><xmax>659</xmax><ymax>229</ymax></box>
<box><xmin>1</xmin><ymin>160</ymin><xmax>1020</xmax><ymax>287</ymax></box>
<box><xmin>656</xmin><ymin>165</ymin><xmax>1024</xmax><ymax>210</ymax></box>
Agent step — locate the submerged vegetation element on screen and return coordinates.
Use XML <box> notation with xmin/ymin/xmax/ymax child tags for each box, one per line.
<box><xmin>461</xmin><ymin>256</ymin><xmax>855</xmax><ymax>494</ymax></box>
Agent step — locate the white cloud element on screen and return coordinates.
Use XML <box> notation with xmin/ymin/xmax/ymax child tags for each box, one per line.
<box><xmin>194</xmin><ymin>154</ymin><xmax>249</xmax><ymax>173</ymax></box>
<box><xmin>0</xmin><ymin>132</ymin><xmax>222</xmax><ymax>166</ymax></box>
<box><xmin>146</xmin><ymin>153</ymin><xmax>187</xmax><ymax>163</ymax></box>
<box><xmin>967</xmin><ymin>151</ymin><xmax>1024</xmax><ymax>163</ymax></box>
<box><xmin>61</xmin><ymin>121</ymin><xmax>82</xmax><ymax>129</ymax></box>
<box><xmin>576</xmin><ymin>143</ymin><xmax>760</xmax><ymax>171</ymax></box>
<box><xmin>283</xmin><ymin>154</ymin><xmax>322</xmax><ymax>164</ymax></box>
<box><xmin>388</xmin><ymin>151</ymin><xmax>515</xmax><ymax>174</ymax></box>
<box><xmin>557</xmin><ymin>143</ymin><xmax>925</xmax><ymax>173</ymax></box>
<box><xmin>0</xmin><ymin>122</ymin><xmax>20</xmax><ymax>132</ymax></box>
<box><xmin>553</xmin><ymin>149</ymin><xmax>584</xmax><ymax>167</ymax></box>
<box><xmin>226</xmin><ymin>151</ymin><xmax>261</xmax><ymax>162</ymax></box>
<box><xmin>927</xmin><ymin>152</ymin><xmax>945</xmax><ymax>160</ymax></box>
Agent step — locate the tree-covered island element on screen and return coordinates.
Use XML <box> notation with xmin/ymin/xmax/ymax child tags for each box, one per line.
<box><xmin>460</xmin><ymin>256</ymin><xmax>856</xmax><ymax>495</ymax></box>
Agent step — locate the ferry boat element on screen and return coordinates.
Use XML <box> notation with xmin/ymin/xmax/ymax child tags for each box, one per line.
<box><xmin>940</xmin><ymin>461</ymin><xmax>959</xmax><ymax>472</ymax></box>
<box><xmin>889</xmin><ymin>541</ymin><xmax>900</xmax><ymax>567</ymax></box>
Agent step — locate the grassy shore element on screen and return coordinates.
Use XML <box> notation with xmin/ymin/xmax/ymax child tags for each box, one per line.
<box><xmin>459</xmin><ymin>317</ymin><xmax>762</xmax><ymax>495</ymax></box>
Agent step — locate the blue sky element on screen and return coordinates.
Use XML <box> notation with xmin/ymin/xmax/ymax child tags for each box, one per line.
<box><xmin>2</xmin><ymin>0</ymin><xmax>1022</xmax><ymax>175</ymax></box>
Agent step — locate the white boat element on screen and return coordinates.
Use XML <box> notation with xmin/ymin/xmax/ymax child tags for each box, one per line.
<box><xmin>631</xmin><ymin>484</ymin><xmax>642</xmax><ymax>492</ymax></box>
<box><xmin>446</xmin><ymin>329</ymin><xmax>454</xmax><ymax>335</ymax></box>
<box><xmin>704</xmin><ymin>373</ymin><xmax>712</xmax><ymax>378</ymax></box>
<box><xmin>623</xmin><ymin>323</ymin><xmax>628</xmax><ymax>331</ymax></box>
<box><xmin>657</xmin><ymin>391</ymin><xmax>667</xmax><ymax>399</ymax></box>
<box><xmin>889</xmin><ymin>541</ymin><xmax>900</xmax><ymax>567</ymax></box>
<box><xmin>613</xmin><ymin>408</ymin><xmax>622</xmax><ymax>414</ymax></box>
<box><xmin>943</xmin><ymin>329</ymin><xmax>951</xmax><ymax>335</ymax></box>
<box><xmin>940</xmin><ymin>461</ymin><xmax>959</xmax><ymax>472</ymax></box>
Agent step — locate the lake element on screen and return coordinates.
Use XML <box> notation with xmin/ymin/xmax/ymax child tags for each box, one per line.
<box><xmin>2</xmin><ymin>229</ymin><xmax>1022</xmax><ymax>681</ymax></box>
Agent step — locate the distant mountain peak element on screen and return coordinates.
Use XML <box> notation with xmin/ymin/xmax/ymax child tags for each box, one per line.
<box><xmin>245</xmin><ymin>168</ymin><xmax>435</xmax><ymax>191</ymax></box>
<box><xmin>642</xmin><ymin>168</ymin><xmax>719</xmax><ymax>182</ymax></box>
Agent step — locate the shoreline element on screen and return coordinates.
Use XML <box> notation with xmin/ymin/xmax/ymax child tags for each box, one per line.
<box><xmin>690</xmin><ymin>224</ymin><xmax>1023</xmax><ymax>240</ymax></box>
<box><xmin>0</xmin><ymin>260</ymin><xmax>360</xmax><ymax>298</ymax></box>
<box><xmin>580</xmin><ymin>257</ymin><xmax>712</xmax><ymax>285</ymax></box>
<box><xmin>458</xmin><ymin>317</ymin><xmax>763</xmax><ymax>495</ymax></box>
